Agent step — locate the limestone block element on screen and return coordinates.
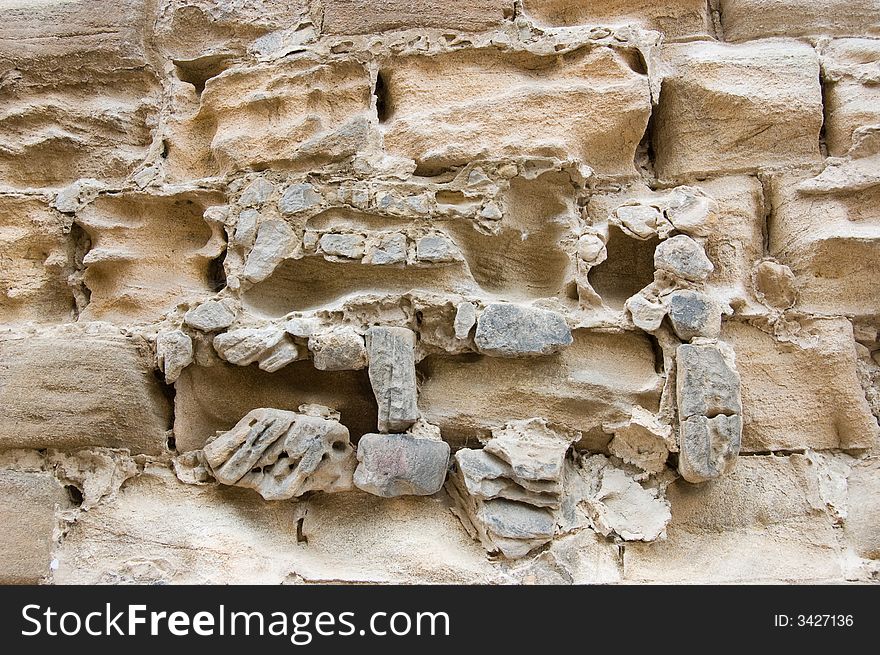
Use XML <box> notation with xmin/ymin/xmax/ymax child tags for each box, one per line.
<box><xmin>676</xmin><ymin>343</ymin><xmax>742</xmax><ymax>419</ymax></box>
<box><xmin>654</xmin><ymin>235</ymin><xmax>713</xmax><ymax>282</ymax></box>
<box><xmin>0</xmin><ymin>196</ymin><xmax>73</xmax><ymax>322</ymax></box>
<box><xmin>667</xmin><ymin>290</ymin><xmax>721</xmax><ymax>341</ymax></box>
<box><xmin>679</xmin><ymin>414</ymin><xmax>742</xmax><ymax>483</ymax></box>
<box><xmin>0</xmin><ymin>326</ymin><xmax>171</xmax><ymax>454</ymax></box>
<box><xmin>0</xmin><ymin>470</ymin><xmax>68</xmax><ymax>584</ymax></box>
<box><xmin>523</xmin><ymin>0</ymin><xmax>713</xmax><ymax>40</ymax></box>
<box><xmin>0</xmin><ymin>0</ymin><xmax>160</xmax><ymax>187</ymax></box>
<box><xmin>198</xmin><ymin>407</ymin><xmax>356</xmax><ymax>500</ymax></box>
<box><xmin>719</xmin><ymin>0</ymin><xmax>880</xmax><ymax>41</ymax></box>
<box><xmin>321</xmin><ymin>0</ymin><xmax>511</xmax><ymax>35</ymax></box>
<box><xmin>76</xmin><ymin>192</ymin><xmax>227</xmax><ymax>323</ymax></box>
<box><xmin>654</xmin><ymin>41</ymin><xmax>823</xmax><ymax>180</ymax></box>
<box><xmin>724</xmin><ymin>319</ymin><xmax>879</xmax><ymax>452</ymax></box>
<box><xmin>353</xmin><ymin>433</ymin><xmax>450</xmax><ymax>497</ymax></box>
<box><xmin>474</xmin><ymin>304</ymin><xmax>572</xmax><ymax>357</ymax></box>
<box><xmin>367</xmin><ymin>326</ymin><xmax>419</xmax><ymax>433</ymax></box>
<box><xmin>381</xmin><ymin>46</ymin><xmax>650</xmax><ymax>177</ymax></box>
<box><xmin>844</xmin><ymin>457</ymin><xmax>880</xmax><ymax>559</ymax></box>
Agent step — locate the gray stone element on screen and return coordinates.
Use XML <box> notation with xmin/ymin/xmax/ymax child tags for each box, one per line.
<box><xmin>364</xmin><ymin>233</ymin><xmax>407</xmax><ymax>265</ymax></box>
<box><xmin>353</xmin><ymin>433</ymin><xmax>450</xmax><ymax>497</ymax></box>
<box><xmin>416</xmin><ymin>233</ymin><xmax>461</xmax><ymax>263</ymax></box>
<box><xmin>279</xmin><ymin>183</ymin><xmax>322</xmax><ymax>215</ymax></box>
<box><xmin>256</xmin><ymin>338</ymin><xmax>299</xmax><ymax>373</ymax></box>
<box><xmin>213</xmin><ymin>327</ymin><xmax>284</xmax><ymax>366</ymax></box>
<box><xmin>319</xmin><ymin>233</ymin><xmax>365</xmax><ymax>259</ymax></box>
<box><xmin>238</xmin><ymin>178</ymin><xmax>274</xmax><ymax>208</ymax></box>
<box><xmin>474</xmin><ymin>303</ymin><xmax>572</xmax><ymax>357</ymax></box>
<box><xmin>156</xmin><ymin>329</ymin><xmax>193</xmax><ymax>383</ymax></box>
<box><xmin>477</xmin><ymin>499</ymin><xmax>555</xmax><ymax>550</ymax></box>
<box><xmin>367</xmin><ymin>326</ymin><xmax>419</xmax><ymax>432</ymax></box>
<box><xmin>242</xmin><ymin>219</ymin><xmax>293</xmax><ymax>283</ymax></box>
<box><xmin>453</xmin><ymin>301</ymin><xmax>476</xmax><ymax>339</ymax></box>
<box><xmin>668</xmin><ymin>290</ymin><xmax>721</xmax><ymax>341</ymax></box>
<box><xmin>676</xmin><ymin>344</ymin><xmax>742</xmax><ymax>419</ymax></box>
<box><xmin>200</xmin><ymin>408</ymin><xmax>356</xmax><ymax>500</ymax></box>
<box><xmin>308</xmin><ymin>327</ymin><xmax>367</xmax><ymax>371</ymax></box>
<box><xmin>678</xmin><ymin>414</ymin><xmax>742</xmax><ymax>483</ymax></box>
<box><xmin>654</xmin><ymin>234</ymin><xmax>714</xmax><ymax>282</ymax></box>
<box><xmin>184</xmin><ymin>300</ymin><xmax>236</xmax><ymax>332</ymax></box>
<box><xmin>234</xmin><ymin>209</ymin><xmax>259</xmax><ymax>248</ymax></box>
<box><xmin>455</xmin><ymin>448</ymin><xmax>560</xmax><ymax>508</ymax></box>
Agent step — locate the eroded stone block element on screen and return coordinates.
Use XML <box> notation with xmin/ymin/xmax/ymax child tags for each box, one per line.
<box><xmin>353</xmin><ymin>433</ymin><xmax>450</xmax><ymax>497</ymax></box>
<box><xmin>367</xmin><ymin>326</ymin><xmax>419</xmax><ymax>432</ymax></box>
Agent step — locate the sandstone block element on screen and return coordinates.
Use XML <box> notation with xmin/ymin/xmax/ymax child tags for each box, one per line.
<box><xmin>321</xmin><ymin>0</ymin><xmax>511</xmax><ymax>35</ymax></box>
<box><xmin>0</xmin><ymin>470</ymin><xmax>68</xmax><ymax>584</ymax></box>
<box><xmin>719</xmin><ymin>0</ymin><xmax>880</xmax><ymax>41</ymax></box>
<box><xmin>654</xmin><ymin>41</ymin><xmax>823</xmax><ymax>180</ymax></box>
<box><xmin>309</xmin><ymin>327</ymin><xmax>368</xmax><ymax>371</ymax></box>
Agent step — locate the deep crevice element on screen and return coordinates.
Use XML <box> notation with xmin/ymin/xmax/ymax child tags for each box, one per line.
<box><xmin>65</xmin><ymin>484</ymin><xmax>83</xmax><ymax>507</ymax></box>
<box><xmin>152</xmin><ymin>368</ymin><xmax>177</xmax><ymax>434</ymax></box>
<box><xmin>374</xmin><ymin>70</ymin><xmax>390</xmax><ymax>123</ymax></box>
<box><xmin>173</xmin><ymin>54</ymin><xmax>234</xmax><ymax>96</ymax></box>
<box><xmin>207</xmin><ymin>249</ymin><xmax>227</xmax><ymax>292</ymax></box>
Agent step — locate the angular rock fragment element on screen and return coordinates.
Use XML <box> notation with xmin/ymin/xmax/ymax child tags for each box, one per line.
<box><xmin>625</xmin><ymin>292</ymin><xmax>666</xmax><ymax>332</ymax></box>
<box><xmin>213</xmin><ymin>327</ymin><xmax>284</xmax><ymax>366</ymax></box>
<box><xmin>242</xmin><ymin>220</ymin><xmax>294</xmax><ymax>283</ymax></box>
<box><xmin>309</xmin><ymin>328</ymin><xmax>368</xmax><ymax>371</ymax></box>
<box><xmin>606</xmin><ymin>407</ymin><xmax>673</xmax><ymax>475</ymax></box>
<box><xmin>196</xmin><ymin>407</ymin><xmax>356</xmax><ymax>500</ymax></box>
<box><xmin>256</xmin><ymin>338</ymin><xmax>299</xmax><ymax>373</ymax></box>
<box><xmin>416</xmin><ymin>234</ymin><xmax>461</xmax><ymax>263</ymax></box>
<box><xmin>667</xmin><ymin>290</ymin><xmax>721</xmax><ymax>341</ymax></box>
<box><xmin>279</xmin><ymin>183</ymin><xmax>322</xmax><ymax>215</ymax></box>
<box><xmin>367</xmin><ymin>327</ymin><xmax>420</xmax><ymax>432</ymax></box>
<box><xmin>320</xmin><ymin>233</ymin><xmax>365</xmax><ymax>259</ymax></box>
<box><xmin>353</xmin><ymin>433</ymin><xmax>451</xmax><ymax>497</ymax></box>
<box><xmin>474</xmin><ymin>500</ymin><xmax>556</xmax><ymax>559</ymax></box>
<box><xmin>677</xmin><ymin>344</ymin><xmax>742</xmax><ymax>419</ymax></box>
<box><xmin>453</xmin><ymin>302</ymin><xmax>477</xmax><ymax>339</ymax></box>
<box><xmin>184</xmin><ymin>300</ymin><xmax>236</xmax><ymax>332</ymax></box>
<box><xmin>654</xmin><ymin>235</ymin><xmax>714</xmax><ymax>282</ymax></box>
<box><xmin>679</xmin><ymin>415</ymin><xmax>743</xmax><ymax>483</ymax></box>
<box><xmin>156</xmin><ymin>330</ymin><xmax>194</xmax><ymax>383</ymax></box>
<box><xmin>364</xmin><ymin>233</ymin><xmax>407</xmax><ymax>265</ymax></box>
<box><xmin>474</xmin><ymin>304</ymin><xmax>572</xmax><ymax>357</ymax></box>
<box><xmin>239</xmin><ymin>179</ymin><xmax>275</xmax><ymax>208</ymax></box>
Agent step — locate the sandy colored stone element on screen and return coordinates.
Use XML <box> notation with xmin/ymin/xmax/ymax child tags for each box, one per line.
<box><xmin>321</xmin><ymin>0</ymin><xmax>511</xmax><ymax>35</ymax></box>
<box><xmin>719</xmin><ymin>0</ymin><xmax>880</xmax><ymax>41</ymax></box>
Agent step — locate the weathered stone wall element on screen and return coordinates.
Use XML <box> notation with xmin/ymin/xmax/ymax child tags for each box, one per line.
<box><xmin>0</xmin><ymin>0</ymin><xmax>878</xmax><ymax>584</ymax></box>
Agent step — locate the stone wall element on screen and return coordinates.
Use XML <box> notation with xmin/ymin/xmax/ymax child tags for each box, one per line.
<box><xmin>0</xmin><ymin>0</ymin><xmax>878</xmax><ymax>584</ymax></box>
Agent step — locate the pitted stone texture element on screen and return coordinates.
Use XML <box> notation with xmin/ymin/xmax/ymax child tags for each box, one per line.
<box><xmin>309</xmin><ymin>327</ymin><xmax>368</xmax><ymax>371</ymax></box>
<box><xmin>667</xmin><ymin>290</ymin><xmax>721</xmax><ymax>341</ymax></box>
<box><xmin>367</xmin><ymin>327</ymin><xmax>419</xmax><ymax>432</ymax></box>
<box><xmin>679</xmin><ymin>414</ymin><xmax>743</xmax><ymax>484</ymax></box>
<box><xmin>475</xmin><ymin>304</ymin><xmax>572</xmax><ymax>357</ymax></box>
<box><xmin>654</xmin><ymin>235</ymin><xmax>714</xmax><ymax>282</ymax></box>
<box><xmin>353</xmin><ymin>433</ymin><xmax>450</xmax><ymax>497</ymax></box>
<box><xmin>676</xmin><ymin>344</ymin><xmax>742</xmax><ymax>420</ymax></box>
<box><xmin>198</xmin><ymin>407</ymin><xmax>356</xmax><ymax>500</ymax></box>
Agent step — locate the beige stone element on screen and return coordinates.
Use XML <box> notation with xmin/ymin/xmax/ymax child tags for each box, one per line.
<box><xmin>719</xmin><ymin>0</ymin><xmax>880</xmax><ymax>42</ymax></box>
<box><xmin>381</xmin><ymin>46</ymin><xmax>650</xmax><ymax>177</ymax></box>
<box><xmin>321</xmin><ymin>0</ymin><xmax>511</xmax><ymax>35</ymax></box>
<box><xmin>820</xmin><ymin>39</ymin><xmax>880</xmax><ymax>157</ymax></box>
<box><xmin>724</xmin><ymin>319</ymin><xmax>878</xmax><ymax>452</ymax></box>
<box><xmin>654</xmin><ymin>40</ymin><xmax>823</xmax><ymax>180</ymax></box>
<box><xmin>0</xmin><ymin>325</ymin><xmax>172</xmax><ymax>454</ymax></box>
<box><xmin>0</xmin><ymin>470</ymin><xmax>68</xmax><ymax>584</ymax></box>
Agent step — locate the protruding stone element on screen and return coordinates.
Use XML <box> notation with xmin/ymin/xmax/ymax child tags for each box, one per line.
<box><xmin>367</xmin><ymin>326</ymin><xmax>419</xmax><ymax>432</ymax></box>
<box><xmin>213</xmin><ymin>327</ymin><xmax>284</xmax><ymax>366</ymax></box>
<box><xmin>320</xmin><ymin>233</ymin><xmax>365</xmax><ymax>259</ymax></box>
<box><xmin>184</xmin><ymin>300</ymin><xmax>236</xmax><ymax>332</ymax></box>
<box><xmin>198</xmin><ymin>407</ymin><xmax>356</xmax><ymax>500</ymax></box>
<box><xmin>475</xmin><ymin>499</ymin><xmax>556</xmax><ymax>559</ymax></box>
<box><xmin>353</xmin><ymin>433</ymin><xmax>451</xmax><ymax>497</ymax></box>
<box><xmin>474</xmin><ymin>304</ymin><xmax>572</xmax><ymax>357</ymax></box>
<box><xmin>754</xmin><ymin>260</ymin><xmax>797</xmax><ymax>309</ymax></box>
<box><xmin>234</xmin><ymin>209</ymin><xmax>259</xmax><ymax>248</ymax></box>
<box><xmin>677</xmin><ymin>344</ymin><xmax>743</xmax><ymax>419</ymax></box>
<box><xmin>606</xmin><ymin>407</ymin><xmax>673</xmax><ymax>475</ymax></box>
<box><xmin>242</xmin><ymin>220</ymin><xmax>294</xmax><ymax>283</ymax></box>
<box><xmin>238</xmin><ymin>178</ymin><xmax>274</xmax><ymax>208</ymax></box>
<box><xmin>256</xmin><ymin>338</ymin><xmax>299</xmax><ymax>373</ymax></box>
<box><xmin>625</xmin><ymin>292</ymin><xmax>666</xmax><ymax>332</ymax></box>
<box><xmin>654</xmin><ymin>235</ymin><xmax>714</xmax><ymax>282</ymax></box>
<box><xmin>416</xmin><ymin>233</ymin><xmax>461</xmax><ymax>263</ymax></box>
<box><xmin>453</xmin><ymin>302</ymin><xmax>476</xmax><ymax>339</ymax></box>
<box><xmin>614</xmin><ymin>204</ymin><xmax>663</xmax><ymax>239</ymax></box>
<box><xmin>309</xmin><ymin>327</ymin><xmax>368</xmax><ymax>371</ymax></box>
<box><xmin>284</xmin><ymin>317</ymin><xmax>319</xmax><ymax>338</ymax></box>
<box><xmin>156</xmin><ymin>329</ymin><xmax>194</xmax><ymax>383</ymax></box>
<box><xmin>364</xmin><ymin>233</ymin><xmax>407</xmax><ymax>265</ymax></box>
<box><xmin>577</xmin><ymin>233</ymin><xmax>607</xmax><ymax>265</ymax></box>
<box><xmin>279</xmin><ymin>183</ymin><xmax>322</xmax><ymax>215</ymax></box>
<box><xmin>679</xmin><ymin>414</ymin><xmax>743</xmax><ymax>483</ymax></box>
<box><xmin>668</xmin><ymin>290</ymin><xmax>721</xmax><ymax>341</ymax></box>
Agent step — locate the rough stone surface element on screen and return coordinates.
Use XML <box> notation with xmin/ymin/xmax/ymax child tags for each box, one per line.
<box><xmin>2</xmin><ymin>0</ymin><xmax>878</xmax><ymax>585</ymax></box>
<box><xmin>367</xmin><ymin>326</ymin><xmax>419</xmax><ymax>432</ymax></box>
<box><xmin>475</xmin><ymin>304</ymin><xmax>572</xmax><ymax>357</ymax></box>
<box><xmin>354</xmin><ymin>433</ymin><xmax>451</xmax><ymax>497</ymax></box>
